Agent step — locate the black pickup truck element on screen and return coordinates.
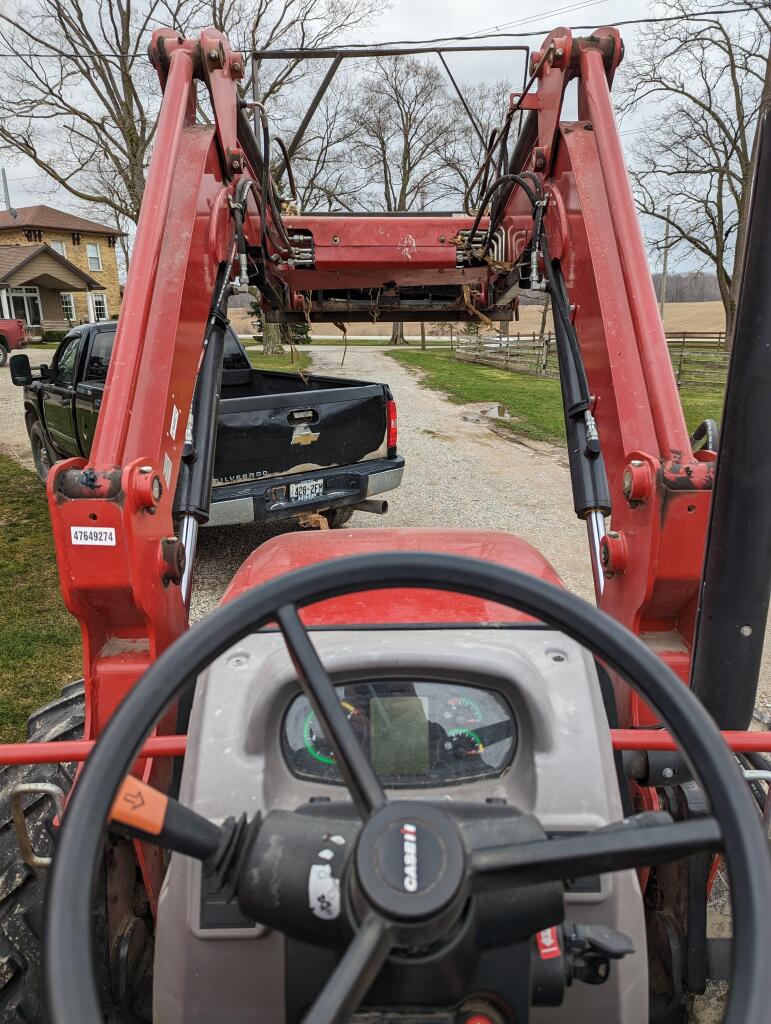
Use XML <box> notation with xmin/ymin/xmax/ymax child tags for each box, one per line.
<box><xmin>10</xmin><ymin>322</ymin><xmax>404</xmax><ymax>529</ymax></box>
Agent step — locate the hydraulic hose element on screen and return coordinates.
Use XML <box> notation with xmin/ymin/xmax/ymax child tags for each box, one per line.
<box><xmin>174</xmin><ymin>259</ymin><xmax>232</xmax><ymax>527</ymax></box>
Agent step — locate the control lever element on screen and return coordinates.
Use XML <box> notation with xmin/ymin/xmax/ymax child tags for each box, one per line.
<box><xmin>531</xmin><ymin>921</ymin><xmax>634</xmax><ymax>1006</ymax></box>
<box><xmin>563</xmin><ymin>922</ymin><xmax>635</xmax><ymax>986</ymax></box>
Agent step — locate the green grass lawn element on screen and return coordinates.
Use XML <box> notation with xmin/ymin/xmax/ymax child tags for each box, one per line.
<box><xmin>386</xmin><ymin>351</ymin><xmax>567</xmax><ymax>443</ymax></box>
<box><xmin>386</xmin><ymin>350</ymin><xmax>726</xmax><ymax>445</ymax></box>
<box><xmin>247</xmin><ymin>349</ymin><xmax>312</xmax><ymax>372</ymax></box>
<box><xmin>678</xmin><ymin>387</ymin><xmax>726</xmax><ymax>435</ymax></box>
<box><xmin>0</xmin><ymin>455</ymin><xmax>81</xmax><ymax>741</ymax></box>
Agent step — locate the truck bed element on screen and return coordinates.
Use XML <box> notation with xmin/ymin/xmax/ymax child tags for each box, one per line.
<box><xmin>214</xmin><ymin>366</ymin><xmax>390</xmax><ymax>486</ymax></box>
<box><xmin>13</xmin><ymin>322</ymin><xmax>403</xmax><ymax>528</ymax></box>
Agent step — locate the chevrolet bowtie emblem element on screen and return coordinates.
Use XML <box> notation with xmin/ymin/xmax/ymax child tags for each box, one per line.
<box><xmin>291</xmin><ymin>424</ymin><xmax>320</xmax><ymax>445</ymax></box>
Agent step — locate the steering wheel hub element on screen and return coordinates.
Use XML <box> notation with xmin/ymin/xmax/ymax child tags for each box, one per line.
<box><xmin>355</xmin><ymin>802</ymin><xmax>466</xmax><ymax>924</ymax></box>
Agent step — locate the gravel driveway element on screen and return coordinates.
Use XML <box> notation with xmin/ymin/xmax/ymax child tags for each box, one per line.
<box><xmin>189</xmin><ymin>345</ymin><xmax>593</xmax><ymax>619</ymax></box>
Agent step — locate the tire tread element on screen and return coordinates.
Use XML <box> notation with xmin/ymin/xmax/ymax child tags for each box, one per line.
<box><xmin>0</xmin><ymin>685</ymin><xmax>84</xmax><ymax>1023</ymax></box>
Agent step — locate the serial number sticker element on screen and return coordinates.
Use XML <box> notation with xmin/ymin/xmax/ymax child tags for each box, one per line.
<box><xmin>169</xmin><ymin>404</ymin><xmax>179</xmax><ymax>441</ymax></box>
<box><xmin>70</xmin><ymin>526</ymin><xmax>116</xmax><ymax>546</ymax></box>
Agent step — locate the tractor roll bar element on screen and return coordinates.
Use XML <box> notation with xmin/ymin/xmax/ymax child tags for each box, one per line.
<box><xmin>0</xmin><ymin>731</ymin><xmax>767</xmax><ymax>765</ymax></box>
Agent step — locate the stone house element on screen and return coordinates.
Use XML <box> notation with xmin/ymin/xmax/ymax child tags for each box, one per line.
<box><xmin>0</xmin><ymin>205</ymin><xmax>124</xmax><ymax>334</ymax></box>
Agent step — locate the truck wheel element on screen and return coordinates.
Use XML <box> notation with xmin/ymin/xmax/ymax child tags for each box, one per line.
<box><xmin>0</xmin><ymin>343</ymin><xmax>8</xmax><ymax>368</ymax></box>
<box><xmin>323</xmin><ymin>507</ymin><xmax>354</xmax><ymax>529</ymax></box>
<box><xmin>0</xmin><ymin>684</ymin><xmax>85</xmax><ymax>1022</ymax></box>
<box><xmin>27</xmin><ymin>421</ymin><xmax>54</xmax><ymax>485</ymax></box>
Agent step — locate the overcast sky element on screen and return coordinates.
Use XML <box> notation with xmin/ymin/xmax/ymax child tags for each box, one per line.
<box><xmin>1</xmin><ymin>0</ymin><xmax>668</xmax><ymax>280</ymax></box>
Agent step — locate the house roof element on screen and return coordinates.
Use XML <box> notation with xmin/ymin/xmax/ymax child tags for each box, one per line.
<box><xmin>0</xmin><ymin>244</ymin><xmax>103</xmax><ymax>289</ymax></box>
<box><xmin>0</xmin><ymin>204</ymin><xmax>124</xmax><ymax>237</ymax></box>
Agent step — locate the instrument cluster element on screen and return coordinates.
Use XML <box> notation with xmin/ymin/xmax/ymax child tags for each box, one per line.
<box><xmin>281</xmin><ymin>680</ymin><xmax>517</xmax><ymax>787</ymax></box>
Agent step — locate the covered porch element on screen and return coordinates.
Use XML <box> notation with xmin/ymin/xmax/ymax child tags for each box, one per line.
<box><xmin>0</xmin><ymin>244</ymin><xmax>103</xmax><ymax>335</ymax></box>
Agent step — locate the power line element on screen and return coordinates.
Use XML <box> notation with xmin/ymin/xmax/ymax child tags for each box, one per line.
<box><xmin>455</xmin><ymin>0</ymin><xmax>610</xmax><ymax>39</ymax></box>
<box><xmin>0</xmin><ymin>4</ymin><xmax>756</xmax><ymax>60</ymax></box>
<box><xmin>313</xmin><ymin>5</ymin><xmax>757</xmax><ymax>48</ymax></box>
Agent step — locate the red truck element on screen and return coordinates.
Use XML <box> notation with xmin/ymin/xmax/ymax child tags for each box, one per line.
<box><xmin>0</xmin><ymin>317</ymin><xmax>26</xmax><ymax>366</ymax></box>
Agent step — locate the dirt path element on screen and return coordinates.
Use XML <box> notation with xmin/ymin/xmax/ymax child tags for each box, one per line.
<box><xmin>188</xmin><ymin>344</ymin><xmax>592</xmax><ymax>617</ymax></box>
<box><xmin>0</xmin><ymin>365</ymin><xmax>35</xmax><ymax>473</ymax></box>
<box><xmin>305</xmin><ymin>346</ymin><xmax>593</xmax><ymax>594</ymax></box>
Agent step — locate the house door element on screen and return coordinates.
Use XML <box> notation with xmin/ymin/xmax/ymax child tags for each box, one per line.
<box><xmin>10</xmin><ymin>287</ymin><xmax>42</xmax><ymax>328</ymax></box>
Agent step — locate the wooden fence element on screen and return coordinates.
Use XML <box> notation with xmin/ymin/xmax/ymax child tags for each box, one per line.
<box><xmin>455</xmin><ymin>331</ymin><xmax>728</xmax><ymax>388</ymax></box>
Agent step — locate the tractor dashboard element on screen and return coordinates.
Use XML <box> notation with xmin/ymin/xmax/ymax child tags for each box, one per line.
<box><xmin>281</xmin><ymin>679</ymin><xmax>517</xmax><ymax>788</ymax></box>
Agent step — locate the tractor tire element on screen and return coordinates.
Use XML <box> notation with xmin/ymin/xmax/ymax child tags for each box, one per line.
<box><xmin>0</xmin><ymin>683</ymin><xmax>85</xmax><ymax>1022</ymax></box>
<box><xmin>27</xmin><ymin>421</ymin><xmax>55</xmax><ymax>485</ymax></box>
<box><xmin>323</xmin><ymin>507</ymin><xmax>354</xmax><ymax>529</ymax></box>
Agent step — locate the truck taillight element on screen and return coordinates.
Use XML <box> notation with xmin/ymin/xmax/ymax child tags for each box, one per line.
<box><xmin>386</xmin><ymin>399</ymin><xmax>398</xmax><ymax>451</ymax></box>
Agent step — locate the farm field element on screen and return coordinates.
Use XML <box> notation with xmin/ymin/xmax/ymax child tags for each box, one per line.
<box><xmin>228</xmin><ymin>300</ymin><xmax>727</xmax><ymax>340</ymax></box>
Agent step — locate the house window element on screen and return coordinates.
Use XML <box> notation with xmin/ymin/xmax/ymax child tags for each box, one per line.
<box><xmin>10</xmin><ymin>286</ymin><xmax>42</xmax><ymax>327</ymax></box>
<box><xmin>86</xmin><ymin>243</ymin><xmax>102</xmax><ymax>271</ymax></box>
<box><xmin>61</xmin><ymin>292</ymin><xmax>75</xmax><ymax>320</ymax></box>
<box><xmin>92</xmin><ymin>293</ymin><xmax>109</xmax><ymax>321</ymax></box>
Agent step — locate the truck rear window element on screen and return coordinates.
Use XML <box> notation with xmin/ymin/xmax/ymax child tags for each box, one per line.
<box><xmin>85</xmin><ymin>329</ymin><xmax>117</xmax><ymax>382</ymax></box>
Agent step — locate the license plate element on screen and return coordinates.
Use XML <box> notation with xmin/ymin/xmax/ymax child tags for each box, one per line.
<box><xmin>289</xmin><ymin>478</ymin><xmax>324</xmax><ymax>502</ymax></box>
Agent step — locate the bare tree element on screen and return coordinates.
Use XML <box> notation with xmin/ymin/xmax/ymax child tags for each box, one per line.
<box><xmin>0</xmin><ymin>0</ymin><xmax>180</xmax><ymax>224</ymax></box>
<box><xmin>618</xmin><ymin>0</ymin><xmax>771</xmax><ymax>338</ymax></box>
<box><xmin>351</xmin><ymin>56</ymin><xmax>454</xmax><ymax>343</ymax></box>
<box><xmin>438</xmin><ymin>79</ymin><xmax>513</xmax><ymax>210</ymax></box>
<box><xmin>210</xmin><ymin>0</ymin><xmax>382</xmax><ymax>113</ymax></box>
<box><xmin>0</xmin><ymin>0</ymin><xmax>384</xmax><ymax>232</ymax></box>
<box><xmin>287</xmin><ymin>79</ymin><xmax>366</xmax><ymax>212</ymax></box>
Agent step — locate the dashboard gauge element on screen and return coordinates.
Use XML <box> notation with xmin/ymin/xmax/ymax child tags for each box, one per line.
<box><xmin>282</xmin><ymin>680</ymin><xmax>517</xmax><ymax>788</ymax></box>
<box><xmin>447</xmin><ymin>727</ymin><xmax>485</xmax><ymax>759</ymax></box>
<box><xmin>302</xmin><ymin>700</ymin><xmax>364</xmax><ymax>766</ymax></box>
<box><xmin>441</xmin><ymin>695</ymin><xmax>483</xmax><ymax>729</ymax></box>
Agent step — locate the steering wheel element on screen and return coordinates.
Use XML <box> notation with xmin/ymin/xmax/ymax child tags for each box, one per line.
<box><xmin>45</xmin><ymin>553</ymin><xmax>771</xmax><ymax>1023</ymax></box>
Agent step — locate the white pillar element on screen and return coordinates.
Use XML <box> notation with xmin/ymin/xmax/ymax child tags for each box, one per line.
<box><xmin>86</xmin><ymin>291</ymin><xmax>95</xmax><ymax>322</ymax></box>
<box><xmin>0</xmin><ymin>288</ymin><xmax>9</xmax><ymax>318</ymax></box>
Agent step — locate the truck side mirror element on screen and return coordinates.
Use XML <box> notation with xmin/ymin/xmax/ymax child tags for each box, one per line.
<box><xmin>9</xmin><ymin>353</ymin><xmax>32</xmax><ymax>386</ymax></box>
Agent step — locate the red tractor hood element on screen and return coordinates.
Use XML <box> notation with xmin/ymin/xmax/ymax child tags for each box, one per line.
<box><xmin>222</xmin><ymin>528</ymin><xmax>565</xmax><ymax>626</ymax></box>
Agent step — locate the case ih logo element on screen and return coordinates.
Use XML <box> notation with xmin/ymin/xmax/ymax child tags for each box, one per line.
<box><xmin>401</xmin><ymin>823</ymin><xmax>418</xmax><ymax>892</ymax></box>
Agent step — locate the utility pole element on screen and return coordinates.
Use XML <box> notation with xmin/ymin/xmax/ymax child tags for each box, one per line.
<box><xmin>1</xmin><ymin>169</ymin><xmax>17</xmax><ymax>219</ymax></box>
<box><xmin>659</xmin><ymin>204</ymin><xmax>671</xmax><ymax>323</ymax></box>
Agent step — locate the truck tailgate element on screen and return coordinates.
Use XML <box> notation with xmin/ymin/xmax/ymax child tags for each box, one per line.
<box><xmin>213</xmin><ymin>376</ymin><xmax>388</xmax><ymax>487</ymax></box>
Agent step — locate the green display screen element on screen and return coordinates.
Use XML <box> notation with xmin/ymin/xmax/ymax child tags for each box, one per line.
<box><xmin>370</xmin><ymin>695</ymin><xmax>429</xmax><ymax>776</ymax></box>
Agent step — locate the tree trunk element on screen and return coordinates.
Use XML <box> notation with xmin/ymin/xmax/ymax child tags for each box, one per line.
<box><xmin>537</xmin><ymin>296</ymin><xmax>551</xmax><ymax>344</ymax></box>
<box><xmin>263</xmin><ymin>320</ymin><xmax>285</xmax><ymax>355</ymax></box>
<box><xmin>389</xmin><ymin>322</ymin><xmax>408</xmax><ymax>345</ymax></box>
<box><xmin>716</xmin><ymin>265</ymin><xmax>734</xmax><ymax>341</ymax></box>
<box><xmin>420</xmin><ymin>322</ymin><xmax>426</xmax><ymax>350</ymax></box>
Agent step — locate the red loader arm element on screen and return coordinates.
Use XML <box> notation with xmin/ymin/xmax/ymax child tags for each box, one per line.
<box><xmin>42</xmin><ymin>26</ymin><xmax>735</xmax><ymax>740</ymax></box>
<box><xmin>23</xmin><ymin>25</ymin><xmax>766</xmax><ymax>903</ymax></box>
